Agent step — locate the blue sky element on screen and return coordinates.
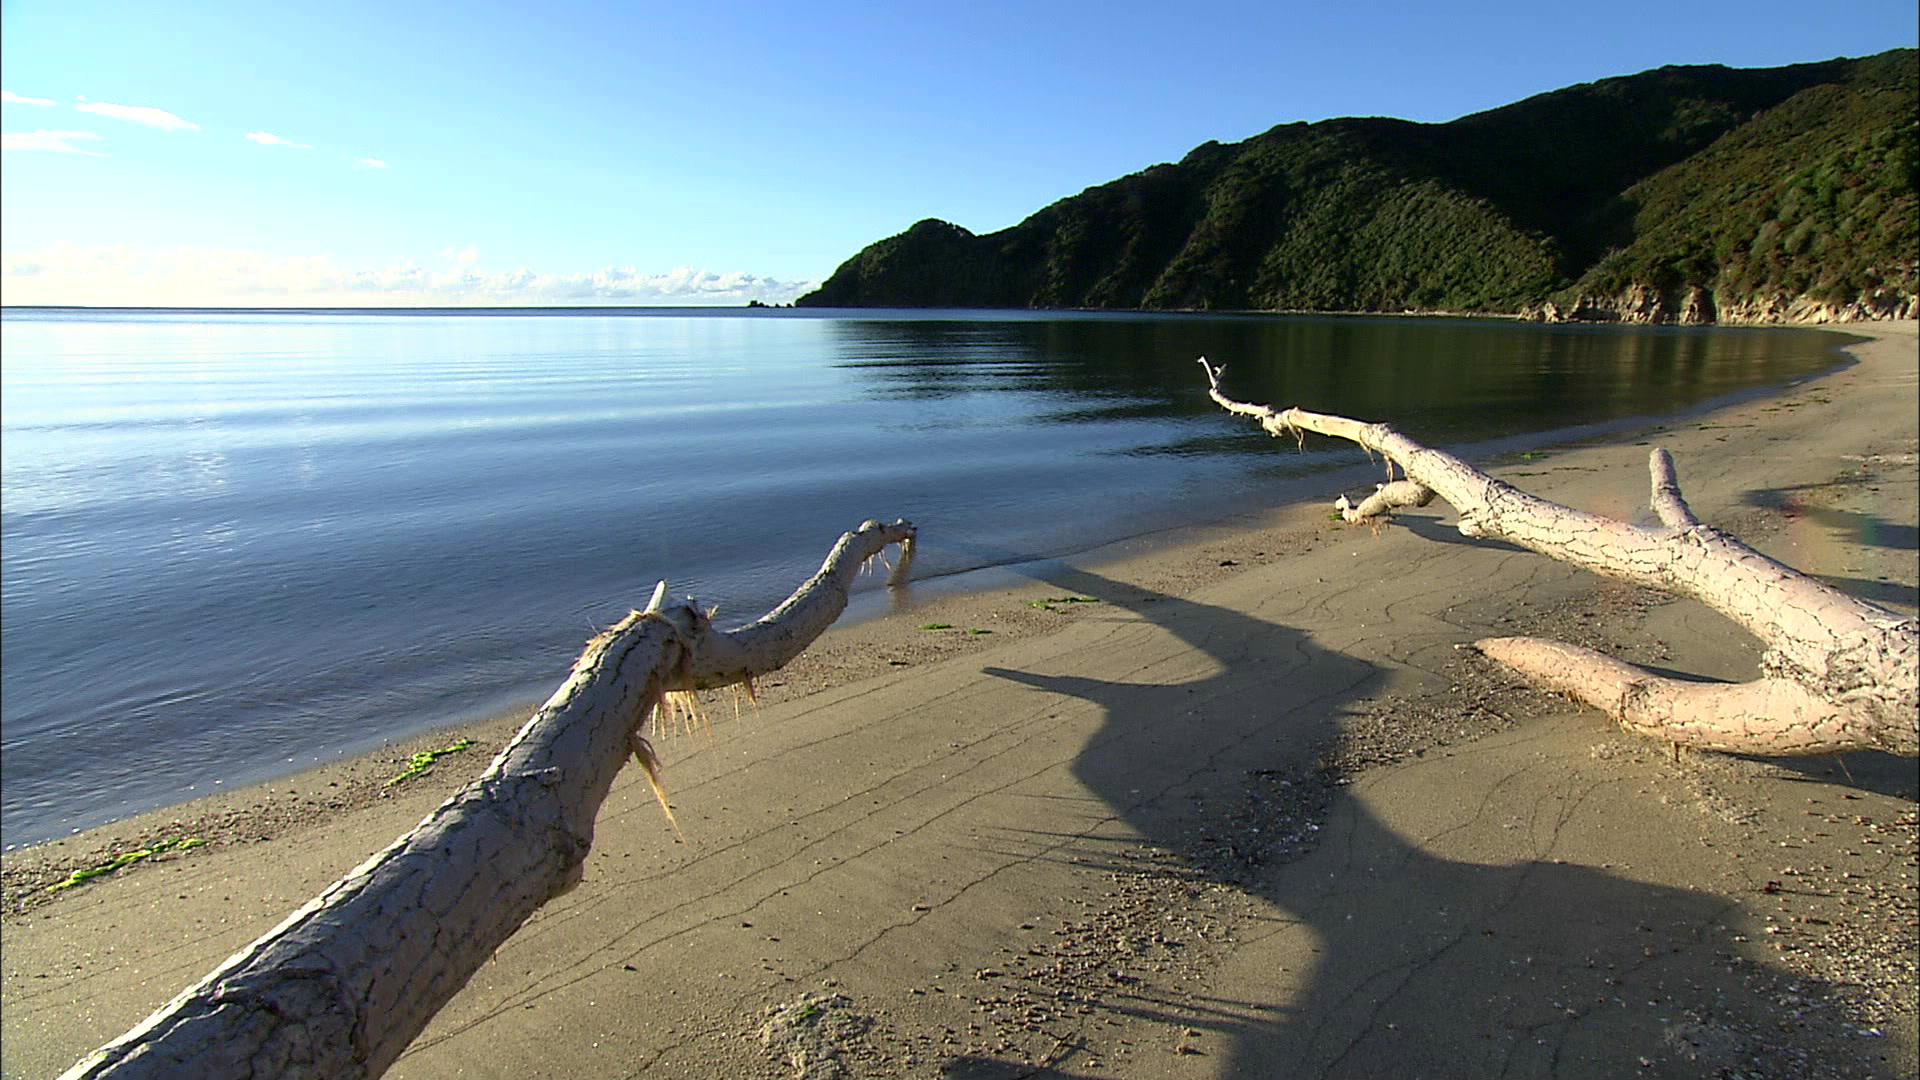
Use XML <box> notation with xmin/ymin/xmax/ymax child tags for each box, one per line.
<box><xmin>3</xmin><ymin>0</ymin><xmax>1914</xmax><ymax>306</ymax></box>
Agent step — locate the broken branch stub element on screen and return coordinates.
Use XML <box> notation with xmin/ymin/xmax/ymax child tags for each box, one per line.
<box><xmin>1199</xmin><ymin>357</ymin><xmax>1917</xmax><ymax>758</ymax></box>
<box><xmin>62</xmin><ymin>519</ymin><xmax>916</xmax><ymax>1080</ymax></box>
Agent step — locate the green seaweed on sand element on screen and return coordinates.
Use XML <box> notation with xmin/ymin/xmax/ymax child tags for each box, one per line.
<box><xmin>47</xmin><ymin>837</ymin><xmax>206</xmax><ymax>893</ymax></box>
<box><xmin>1028</xmin><ymin>596</ymin><xmax>1102</xmax><ymax>611</ymax></box>
<box><xmin>385</xmin><ymin>738</ymin><xmax>478</xmax><ymax>787</ymax></box>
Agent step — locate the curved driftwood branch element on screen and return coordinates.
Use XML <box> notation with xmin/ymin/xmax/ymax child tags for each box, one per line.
<box><xmin>62</xmin><ymin>520</ymin><xmax>916</xmax><ymax>1080</ymax></box>
<box><xmin>682</xmin><ymin>517</ymin><xmax>916</xmax><ymax>689</ymax></box>
<box><xmin>1200</xmin><ymin>357</ymin><xmax>1917</xmax><ymax>758</ymax></box>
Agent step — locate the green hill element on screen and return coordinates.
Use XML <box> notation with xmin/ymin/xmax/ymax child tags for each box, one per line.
<box><xmin>798</xmin><ymin>50</ymin><xmax>1917</xmax><ymax>323</ymax></box>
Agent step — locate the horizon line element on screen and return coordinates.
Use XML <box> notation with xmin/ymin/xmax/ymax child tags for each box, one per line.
<box><xmin>1</xmin><ymin>302</ymin><xmax>805</xmax><ymax>313</ymax></box>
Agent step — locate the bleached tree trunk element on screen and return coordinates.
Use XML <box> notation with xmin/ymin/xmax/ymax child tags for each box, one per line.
<box><xmin>1200</xmin><ymin>358</ymin><xmax>1918</xmax><ymax>758</ymax></box>
<box><xmin>678</xmin><ymin>519</ymin><xmax>916</xmax><ymax>690</ymax></box>
<box><xmin>61</xmin><ymin>520</ymin><xmax>916</xmax><ymax>1080</ymax></box>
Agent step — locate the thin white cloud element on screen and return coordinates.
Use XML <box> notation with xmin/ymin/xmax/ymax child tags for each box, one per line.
<box><xmin>2</xmin><ymin>90</ymin><xmax>59</xmax><ymax>107</ymax></box>
<box><xmin>73</xmin><ymin>101</ymin><xmax>199</xmax><ymax>131</ymax></box>
<box><xmin>246</xmin><ymin>131</ymin><xmax>313</xmax><ymax>149</ymax></box>
<box><xmin>351</xmin><ymin>157</ymin><xmax>388</xmax><ymax>169</ymax></box>
<box><xmin>1</xmin><ymin>130</ymin><xmax>107</xmax><ymax>155</ymax></box>
<box><xmin>0</xmin><ymin>244</ymin><xmax>820</xmax><ymax>307</ymax></box>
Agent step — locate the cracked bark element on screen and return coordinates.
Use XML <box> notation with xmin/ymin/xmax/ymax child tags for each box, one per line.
<box><xmin>1201</xmin><ymin>358</ymin><xmax>1917</xmax><ymax>758</ymax></box>
<box><xmin>61</xmin><ymin>519</ymin><xmax>916</xmax><ymax>1080</ymax></box>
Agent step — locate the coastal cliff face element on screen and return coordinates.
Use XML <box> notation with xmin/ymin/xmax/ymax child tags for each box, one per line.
<box><xmin>801</xmin><ymin>50</ymin><xmax>1917</xmax><ymax>324</ymax></box>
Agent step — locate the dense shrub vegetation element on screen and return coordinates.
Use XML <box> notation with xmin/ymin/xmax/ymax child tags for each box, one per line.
<box><xmin>799</xmin><ymin>50</ymin><xmax>1916</xmax><ymax>321</ymax></box>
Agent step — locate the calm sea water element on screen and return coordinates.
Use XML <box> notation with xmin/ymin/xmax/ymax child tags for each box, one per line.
<box><xmin>0</xmin><ymin>308</ymin><xmax>1849</xmax><ymax>846</ymax></box>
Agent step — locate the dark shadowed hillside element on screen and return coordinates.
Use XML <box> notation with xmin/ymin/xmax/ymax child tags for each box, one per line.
<box><xmin>799</xmin><ymin>50</ymin><xmax>1917</xmax><ymax>323</ymax></box>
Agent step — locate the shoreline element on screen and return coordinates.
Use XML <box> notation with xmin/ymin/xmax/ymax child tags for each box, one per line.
<box><xmin>0</xmin><ymin>323</ymin><xmax>1867</xmax><ymax>856</ymax></box>
<box><xmin>7</xmin><ymin>310</ymin><xmax>1856</xmax><ymax>851</ymax></box>
<box><xmin>9</xmin><ymin>300</ymin><xmax>1911</xmax><ymax>326</ymax></box>
<box><xmin>4</xmin><ymin>323</ymin><xmax>1913</xmax><ymax>1079</ymax></box>
<box><xmin>0</xmin><ymin>480</ymin><xmax>1363</xmax><ymax>882</ymax></box>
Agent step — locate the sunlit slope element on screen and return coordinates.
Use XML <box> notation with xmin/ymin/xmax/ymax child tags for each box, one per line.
<box><xmin>800</xmin><ymin>49</ymin><xmax>1916</xmax><ymax>321</ymax></box>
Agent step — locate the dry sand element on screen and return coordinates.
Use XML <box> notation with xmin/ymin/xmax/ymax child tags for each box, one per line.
<box><xmin>4</xmin><ymin>324</ymin><xmax>1915</xmax><ymax>1080</ymax></box>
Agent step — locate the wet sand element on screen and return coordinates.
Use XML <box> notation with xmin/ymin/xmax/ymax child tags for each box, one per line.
<box><xmin>4</xmin><ymin>323</ymin><xmax>1915</xmax><ymax>1080</ymax></box>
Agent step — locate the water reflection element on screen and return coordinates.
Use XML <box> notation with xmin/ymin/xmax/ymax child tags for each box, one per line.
<box><xmin>0</xmin><ymin>309</ymin><xmax>1851</xmax><ymax>847</ymax></box>
<box><xmin>829</xmin><ymin>314</ymin><xmax>1844</xmax><ymax>452</ymax></box>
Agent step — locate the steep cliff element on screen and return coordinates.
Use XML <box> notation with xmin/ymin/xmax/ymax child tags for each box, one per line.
<box><xmin>799</xmin><ymin>49</ymin><xmax>1917</xmax><ymax>323</ymax></box>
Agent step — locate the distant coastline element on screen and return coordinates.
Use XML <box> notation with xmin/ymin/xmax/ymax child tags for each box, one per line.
<box><xmin>4</xmin><ymin>303</ymin><xmax>1893</xmax><ymax>325</ymax></box>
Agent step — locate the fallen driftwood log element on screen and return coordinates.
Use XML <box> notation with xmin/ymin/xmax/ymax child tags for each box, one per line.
<box><xmin>62</xmin><ymin>520</ymin><xmax>916</xmax><ymax>1080</ymax></box>
<box><xmin>1200</xmin><ymin>358</ymin><xmax>1917</xmax><ymax>759</ymax></box>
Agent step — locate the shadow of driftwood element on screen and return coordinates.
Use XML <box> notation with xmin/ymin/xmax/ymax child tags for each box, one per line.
<box><xmin>956</xmin><ymin>559</ymin><xmax>1879</xmax><ymax>1079</ymax></box>
<box><xmin>1391</xmin><ymin>511</ymin><xmax>1526</xmax><ymax>552</ymax></box>
<box><xmin>1808</xmin><ymin>574</ymin><xmax>1920</xmax><ymax>611</ymax></box>
<box><xmin>1744</xmin><ymin>484</ymin><xmax>1920</xmax><ymax>554</ymax></box>
<box><xmin>1734</xmin><ymin>751</ymin><xmax>1920</xmax><ymax>802</ymax></box>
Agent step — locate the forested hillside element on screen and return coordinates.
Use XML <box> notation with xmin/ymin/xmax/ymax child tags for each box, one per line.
<box><xmin>799</xmin><ymin>49</ymin><xmax>1917</xmax><ymax>323</ymax></box>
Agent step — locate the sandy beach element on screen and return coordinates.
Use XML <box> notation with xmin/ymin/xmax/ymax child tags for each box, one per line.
<box><xmin>4</xmin><ymin>324</ymin><xmax>1915</xmax><ymax>1080</ymax></box>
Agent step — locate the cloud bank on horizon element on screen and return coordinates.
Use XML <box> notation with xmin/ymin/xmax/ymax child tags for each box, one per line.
<box><xmin>0</xmin><ymin>244</ymin><xmax>818</xmax><ymax>307</ymax></box>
